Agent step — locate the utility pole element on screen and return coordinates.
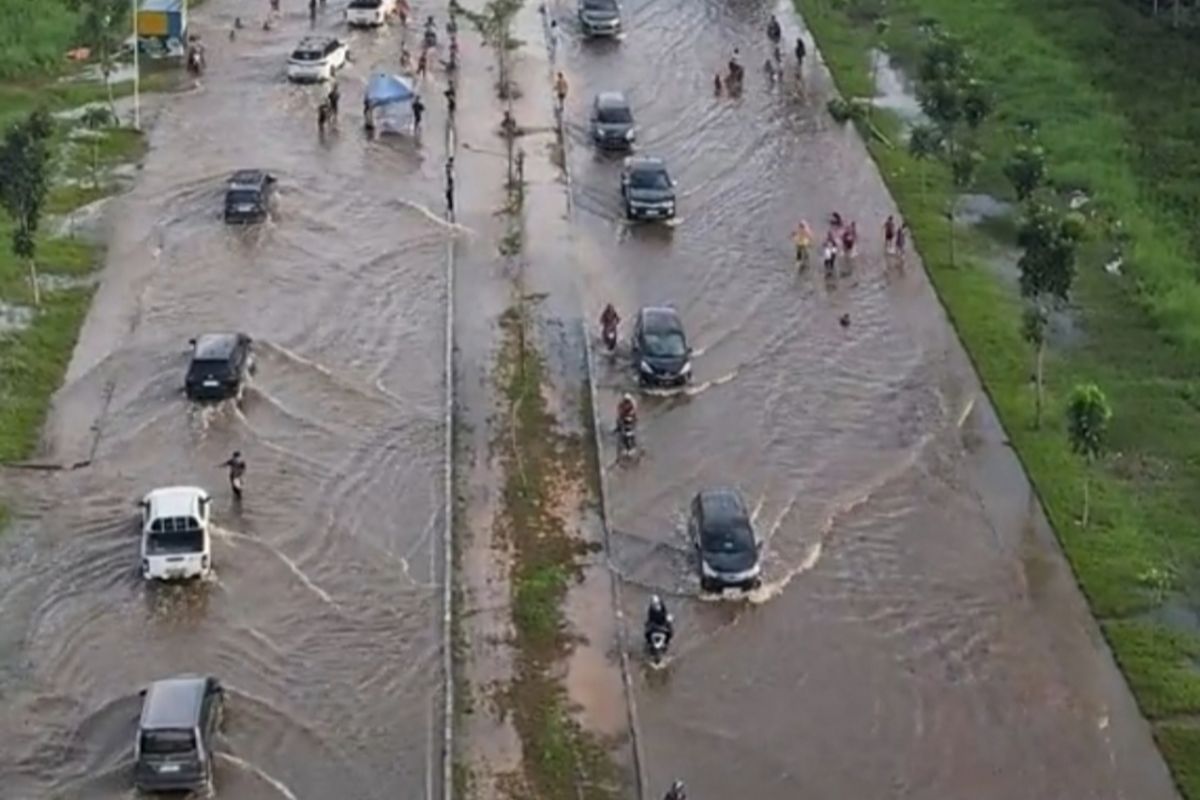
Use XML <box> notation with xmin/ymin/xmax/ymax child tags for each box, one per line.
<box><xmin>132</xmin><ymin>0</ymin><xmax>141</xmax><ymax>129</ymax></box>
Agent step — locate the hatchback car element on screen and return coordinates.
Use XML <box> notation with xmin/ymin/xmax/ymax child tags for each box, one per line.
<box><xmin>578</xmin><ymin>0</ymin><xmax>622</xmax><ymax>37</ymax></box>
<box><xmin>621</xmin><ymin>156</ymin><xmax>676</xmax><ymax>220</ymax></box>
<box><xmin>184</xmin><ymin>333</ymin><xmax>253</xmax><ymax>401</ymax></box>
<box><xmin>140</xmin><ymin>487</ymin><xmax>212</xmax><ymax>582</ymax></box>
<box><xmin>632</xmin><ymin>306</ymin><xmax>691</xmax><ymax>387</ymax></box>
<box><xmin>590</xmin><ymin>91</ymin><xmax>636</xmax><ymax>150</ymax></box>
<box><xmin>223</xmin><ymin>169</ymin><xmax>275</xmax><ymax>224</ymax></box>
<box><xmin>287</xmin><ymin>35</ymin><xmax>349</xmax><ymax>82</ymax></box>
<box><xmin>689</xmin><ymin>488</ymin><xmax>762</xmax><ymax>592</ymax></box>
<box><xmin>134</xmin><ymin>675</ymin><xmax>224</xmax><ymax>793</ymax></box>
<box><xmin>347</xmin><ymin>0</ymin><xmax>396</xmax><ymax>27</ymax></box>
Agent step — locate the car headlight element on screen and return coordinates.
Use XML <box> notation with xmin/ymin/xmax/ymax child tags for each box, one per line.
<box><xmin>142</xmin><ymin>559</ymin><xmax>150</xmax><ymax>575</ymax></box>
<box><xmin>625</xmin><ymin>129</ymin><xmax>636</xmax><ymax>140</ymax></box>
<box><xmin>701</xmin><ymin>561</ymin><xmax>719</xmax><ymax>578</ymax></box>
<box><xmin>681</xmin><ymin>361</ymin><xmax>692</xmax><ymax>374</ymax></box>
<box><xmin>639</xmin><ymin>360</ymin><xmax>652</xmax><ymax>373</ymax></box>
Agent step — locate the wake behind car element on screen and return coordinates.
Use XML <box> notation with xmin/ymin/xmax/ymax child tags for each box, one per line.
<box><xmin>590</xmin><ymin>91</ymin><xmax>636</xmax><ymax>150</ymax></box>
<box><xmin>578</xmin><ymin>0</ymin><xmax>622</xmax><ymax>37</ymax></box>
<box><xmin>287</xmin><ymin>35</ymin><xmax>349</xmax><ymax>82</ymax></box>
<box><xmin>185</xmin><ymin>332</ymin><xmax>253</xmax><ymax>401</ymax></box>
<box><xmin>632</xmin><ymin>306</ymin><xmax>691</xmax><ymax>387</ymax></box>
<box><xmin>134</xmin><ymin>675</ymin><xmax>224</xmax><ymax>793</ymax></box>
<box><xmin>621</xmin><ymin>156</ymin><xmax>676</xmax><ymax>220</ymax></box>
<box><xmin>223</xmin><ymin>169</ymin><xmax>275</xmax><ymax>224</ymax></box>
<box><xmin>347</xmin><ymin>0</ymin><xmax>395</xmax><ymax>27</ymax></box>
<box><xmin>139</xmin><ymin>487</ymin><xmax>212</xmax><ymax>582</ymax></box>
<box><xmin>689</xmin><ymin>488</ymin><xmax>762</xmax><ymax>592</ymax></box>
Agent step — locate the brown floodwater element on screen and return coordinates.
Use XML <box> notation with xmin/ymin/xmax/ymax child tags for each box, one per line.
<box><xmin>0</xmin><ymin>1</ymin><xmax>454</xmax><ymax>798</ymax></box>
<box><xmin>546</xmin><ymin>0</ymin><xmax>1182</xmax><ymax>797</ymax></box>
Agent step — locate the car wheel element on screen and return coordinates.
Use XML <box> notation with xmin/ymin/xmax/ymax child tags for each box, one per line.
<box><xmin>700</xmin><ymin>575</ymin><xmax>717</xmax><ymax>593</ymax></box>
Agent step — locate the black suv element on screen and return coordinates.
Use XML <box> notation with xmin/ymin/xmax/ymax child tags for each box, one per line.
<box><xmin>134</xmin><ymin>675</ymin><xmax>224</xmax><ymax>794</ymax></box>
<box><xmin>223</xmin><ymin>169</ymin><xmax>275</xmax><ymax>224</ymax></box>
<box><xmin>185</xmin><ymin>333</ymin><xmax>253</xmax><ymax>401</ymax></box>
<box><xmin>578</xmin><ymin>0</ymin><xmax>622</xmax><ymax>37</ymax></box>
<box><xmin>632</xmin><ymin>306</ymin><xmax>691</xmax><ymax>387</ymax></box>
<box><xmin>689</xmin><ymin>488</ymin><xmax>762</xmax><ymax>592</ymax></box>
<box><xmin>620</xmin><ymin>156</ymin><xmax>676</xmax><ymax>220</ymax></box>
<box><xmin>590</xmin><ymin>91</ymin><xmax>636</xmax><ymax>150</ymax></box>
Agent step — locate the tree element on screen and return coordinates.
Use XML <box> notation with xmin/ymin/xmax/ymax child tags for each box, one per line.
<box><xmin>0</xmin><ymin>110</ymin><xmax>55</xmax><ymax>306</ymax></box>
<box><xmin>81</xmin><ymin>106</ymin><xmax>113</xmax><ymax>189</ymax></box>
<box><xmin>1065</xmin><ymin>383</ymin><xmax>1112</xmax><ymax>527</ymax></box>
<box><xmin>1004</xmin><ymin>143</ymin><xmax>1046</xmax><ymax>201</ymax></box>
<box><xmin>951</xmin><ymin>147</ymin><xmax>982</xmax><ymax>188</ymax></box>
<box><xmin>907</xmin><ymin>123</ymin><xmax>942</xmax><ymax>199</ymax></box>
<box><xmin>961</xmin><ymin>79</ymin><xmax>993</xmax><ymax>129</ymax></box>
<box><xmin>71</xmin><ymin>0</ymin><xmax>130</xmax><ymax>120</ymax></box>
<box><xmin>1017</xmin><ymin>201</ymin><xmax>1080</xmax><ymax>303</ymax></box>
<box><xmin>1022</xmin><ymin>304</ymin><xmax>1048</xmax><ymax>428</ymax></box>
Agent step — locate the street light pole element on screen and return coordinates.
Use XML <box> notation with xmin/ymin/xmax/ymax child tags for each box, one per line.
<box><xmin>131</xmin><ymin>0</ymin><xmax>141</xmax><ymax>130</ymax></box>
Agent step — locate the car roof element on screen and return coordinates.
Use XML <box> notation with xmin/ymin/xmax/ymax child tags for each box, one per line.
<box><xmin>638</xmin><ymin>306</ymin><xmax>683</xmax><ymax>332</ymax></box>
<box><xmin>582</xmin><ymin>0</ymin><xmax>618</xmax><ymax>8</ymax></box>
<box><xmin>595</xmin><ymin>91</ymin><xmax>629</xmax><ymax>109</ymax></box>
<box><xmin>697</xmin><ymin>488</ymin><xmax>749</xmax><ymax>525</ymax></box>
<box><xmin>143</xmin><ymin>486</ymin><xmax>208</xmax><ymax>519</ymax></box>
<box><xmin>192</xmin><ymin>332</ymin><xmax>244</xmax><ymax>360</ymax></box>
<box><xmin>296</xmin><ymin>35</ymin><xmax>338</xmax><ymax>49</ymax></box>
<box><xmin>228</xmin><ymin>169</ymin><xmax>268</xmax><ymax>186</ymax></box>
<box><xmin>141</xmin><ymin>676</ymin><xmax>209</xmax><ymax>730</ymax></box>
<box><xmin>626</xmin><ymin>156</ymin><xmax>667</xmax><ymax>172</ymax></box>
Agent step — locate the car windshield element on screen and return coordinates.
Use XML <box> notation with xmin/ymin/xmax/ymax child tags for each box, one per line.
<box><xmin>292</xmin><ymin>48</ymin><xmax>323</xmax><ymax>61</ymax></box>
<box><xmin>349</xmin><ymin>0</ymin><xmax>382</xmax><ymax>6</ymax></box>
<box><xmin>597</xmin><ymin>105</ymin><xmax>632</xmax><ymax>124</ymax></box>
<box><xmin>704</xmin><ymin>520</ymin><xmax>752</xmax><ymax>553</ymax></box>
<box><xmin>189</xmin><ymin>358</ymin><xmax>231</xmax><ymax>378</ymax></box>
<box><xmin>226</xmin><ymin>189</ymin><xmax>260</xmax><ymax>205</ymax></box>
<box><xmin>643</xmin><ymin>329</ymin><xmax>686</xmax><ymax>357</ymax></box>
<box><xmin>583</xmin><ymin>0</ymin><xmax>616</xmax><ymax>11</ymax></box>
<box><xmin>141</xmin><ymin>729</ymin><xmax>196</xmax><ymax>755</ymax></box>
<box><xmin>631</xmin><ymin>168</ymin><xmax>670</xmax><ymax>190</ymax></box>
<box><xmin>148</xmin><ymin>527</ymin><xmax>205</xmax><ymax>555</ymax></box>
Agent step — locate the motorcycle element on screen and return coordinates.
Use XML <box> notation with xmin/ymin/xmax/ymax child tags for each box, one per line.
<box><xmin>617</xmin><ymin>413</ymin><xmax>637</xmax><ymax>455</ymax></box>
<box><xmin>602</xmin><ymin>322</ymin><xmax>618</xmax><ymax>353</ymax></box>
<box><xmin>645</xmin><ymin>620</ymin><xmax>672</xmax><ymax>664</ymax></box>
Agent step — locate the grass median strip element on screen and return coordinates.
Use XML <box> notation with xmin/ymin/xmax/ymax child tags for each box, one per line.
<box><xmin>799</xmin><ymin>0</ymin><xmax>1200</xmax><ymax>794</ymax></box>
<box><xmin>494</xmin><ymin>305</ymin><xmax>621</xmax><ymax>800</ymax></box>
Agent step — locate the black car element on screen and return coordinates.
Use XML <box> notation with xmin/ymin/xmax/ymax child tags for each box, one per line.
<box><xmin>223</xmin><ymin>169</ymin><xmax>275</xmax><ymax>224</ymax></box>
<box><xmin>620</xmin><ymin>156</ymin><xmax>676</xmax><ymax>220</ymax></box>
<box><xmin>689</xmin><ymin>488</ymin><xmax>762</xmax><ymax>592</ymax></box>
<box><xmin>578</xmin><ymin>0</ymin><xmax>622</xmax><ymax>37</ymax></box>
<box><xmin>590</xmin><ymin>91</ymin><xmax>636</xmax><ymax>150</ymax></box>
<box><xmin>134</xmin><ymin>675</ymin><xmax>224</xmax><ymax>794</ymax></box>
<box><xmin>185</xmin><ymin>333</ymin><xmax>253</xmax><ymax>401</ymax></box>
<box><xmin>632</xmin><ymin>306</ymin><xmax>691</xmax><ymax>387</ymax></box>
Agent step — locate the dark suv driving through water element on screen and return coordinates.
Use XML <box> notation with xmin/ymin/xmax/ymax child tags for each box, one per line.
<box><xmin>632</xmin><ymin>306</ymin><xmax>691</xmax><ymax>387</ymax></box>
<box><xmin>689</xmin><ymin>488</ymin><xmax>762</xmax><ymax>592</ymax></box>
<box><xmin>223</xmin><ymin>169</ymin><xmax>275</xmax><ymax>224</ymax></box>
<box><xmin>621</xmin><ymin>156</ymin><xmax>676</xmax><ymax>220</ymax></box>
<box><xmin>134</xmin><ymin>675</ymin><xmax>224</xmax><ymax>793</ymax></box>
<box><xmin>185</xmin><ymin>333</ymin><xmax>253</xmax><ymax>401</ymax></box>
<box><xmin>590</xmin><ymin>91</ymin><xmax>636</xmax><ymax>150</ymax></box>
<box><xmin>578</xmin><ymin>0</ymin><xmax>622</xmax><ymax>37</ymax></box>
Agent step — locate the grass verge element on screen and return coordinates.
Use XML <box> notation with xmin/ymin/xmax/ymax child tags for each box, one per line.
<box><xmin>494</xmin><ymin>305</ymin><xmax>621</xmax><ymax>800</ymax></box>
<box><xmin>798</xmin><ymin>0</ymin><xmax>1200</xmax><ymax>793</ymax></box>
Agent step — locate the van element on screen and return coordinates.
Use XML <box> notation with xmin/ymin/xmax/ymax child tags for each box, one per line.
<box><xmin>347</xmin><ymin>0</ymin><xmax>396</xmax><ymax>28</ymax></box>
<box><xmin>134</xmin><ymin>675</ymin><xmax>224</xmax><ymax>793</ymax></box>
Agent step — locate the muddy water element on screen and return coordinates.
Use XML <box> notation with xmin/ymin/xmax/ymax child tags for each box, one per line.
<box><xmin>549</xmin><ymin>0</ymin><xmax>1179</xmax><ymax>797</ymax></box>
<box><xmin>0</xmin><ymin>2</ymin><xmax>453</xmax><ymax>798</ymax></box>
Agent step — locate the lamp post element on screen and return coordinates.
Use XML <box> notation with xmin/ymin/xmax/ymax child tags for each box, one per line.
<box><xmin>132</xmin><ymin>0</ymin><xmax>141</xmax><ymax>130</ymax></box>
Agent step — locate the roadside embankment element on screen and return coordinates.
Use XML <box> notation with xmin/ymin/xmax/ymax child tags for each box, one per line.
<box><xmin>798</xmin><ymin>0</ymin><xmax>1200</xmax><ymax>794</ymax></box>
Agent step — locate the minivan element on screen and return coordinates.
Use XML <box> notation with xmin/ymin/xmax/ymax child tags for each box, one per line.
<box><xmin>689</xmin><ymin>488</ymin><xmax>762</xmax><ymax>591</ymax></box>
<box><xmin>134</xmin><ymin>675</ymin><xmax>224</xmax><ymax>793</ymax></box>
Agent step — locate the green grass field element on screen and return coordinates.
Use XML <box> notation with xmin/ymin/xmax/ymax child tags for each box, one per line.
<box><xmin>797</xmin><ymin>0</ymin><xmax>1200</xmax><ymax>793</ymax></box>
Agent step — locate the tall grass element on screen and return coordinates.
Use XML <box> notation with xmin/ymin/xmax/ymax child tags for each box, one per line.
<box><xmin>0</xmin><ymin>0</ymin><xmax>81</xmax><ymax>80</ymax></box>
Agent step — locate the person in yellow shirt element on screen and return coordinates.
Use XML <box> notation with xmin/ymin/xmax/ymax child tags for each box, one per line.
<box><xmin>792</xmin><ymin>218</ymin><xmax>812</xmax><ymax>271</ymax></box>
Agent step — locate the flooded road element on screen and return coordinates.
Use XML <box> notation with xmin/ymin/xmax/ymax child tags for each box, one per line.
<box><xmin>549</xmin><ymin>0</ymin><xmax>1180</xmax><ymax>797</ymax></box>
<box><xmin>0</xmin><ymin>1</ymin><xmax>452</xmax><ymax>798</ymax></box>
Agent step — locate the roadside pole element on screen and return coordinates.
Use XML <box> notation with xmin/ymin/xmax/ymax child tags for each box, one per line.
<box><xmin>131</xmin><ymin>0</ymin><xmax>141</xmax><ymax>130</ymax></box>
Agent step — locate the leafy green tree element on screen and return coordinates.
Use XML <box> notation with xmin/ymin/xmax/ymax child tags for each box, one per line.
<box><xmin>1065</xmin><ymin>383</ymin><xmax>1112</xmax><ymax>527</ymax></box>
<box><xmin>1017</xmin><ymin>201</ymin><xmax>1079</xmax><ymax>303</ymax></box>
<box><xmin>951</xmin><ymin>147</ymin><xmax>982</xmax><ymax>188</ymax></box>
<box><xmin>907</xmin><ymin>123</ymin><xmax>942</xmax><ymax>199</ymax></box>
<box><xmin>0</xmin><ymin>110</ymin><xmax>55</xmax><ymax>306</ymax></box>
<box><xmin>81</xmin><ymin>106</ymin><xmax>113</xmax><ymax>189</ymax></box>
<box><xmin>1022</xmin><ymin>304</ymin><xmax>1049</xmax><ymax>428</ymax></box>
<box><xmin>71</xmin><ymin>0</ymin><xmax>131</xmax><ymax>119</ymax></box>
<box><xmin>918</xmin><ymin>33</ymin><xmax>970</xmax><ymax>86</ymax></box>
<box><xmin>1004</xmin><ymin>143</ymin><xmax>1046</xmax><ymax>201</ymax></box>
<box><xmin>962</xmin><ymin>79</ymin><xmax>993</xmax><ymax>129</ymax></box>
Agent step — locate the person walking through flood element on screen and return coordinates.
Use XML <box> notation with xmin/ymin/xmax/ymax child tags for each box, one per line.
<box><xmin>412</xmin><ymin>95</ymin><xmax>426</xmax><ymax>132</ymax></box>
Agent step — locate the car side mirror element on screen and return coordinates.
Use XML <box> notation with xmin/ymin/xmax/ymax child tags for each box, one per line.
<box><xmin>188</xmin><ymin>338</ymin><xmax>196</xmax><ymax>347</ymax></box>
<box><xmin>138</xmin><ymin>688</ymin><xmax>147</xmax><ymax>697</ymax></box>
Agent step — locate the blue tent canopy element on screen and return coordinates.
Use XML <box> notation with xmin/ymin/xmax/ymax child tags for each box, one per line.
<box><xmin>365</xmin><ymin>73</ymin><xmax>414</xmax><ymax>109</ymax></box>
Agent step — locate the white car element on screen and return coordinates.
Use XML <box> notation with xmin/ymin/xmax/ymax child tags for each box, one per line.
<box><xmin>139</xmin><ymin>487</ymin><xmax>213</xmax><ymax>581</ymax></box>
<box><xmin>287</xmin><ymin>36</ymin><xmax>349</xmax><ymax>82</ymax></box>
<box><xmin>347</xmin><ymin>0</ymin><xmax>395</xmax><ymax>27</ymax></box>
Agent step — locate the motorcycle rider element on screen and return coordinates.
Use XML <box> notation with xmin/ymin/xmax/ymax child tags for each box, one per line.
<box><xmin>767</xmin><ymin>14</ymin><xmax>782</xmax><ymax>42</ymax></box>
<box><xmin>616</xmin><ymin>392</ymin><xmax>637</xmax><ymax>430</ymax></box>
<box><xmin>600</xmin><ymin>303</ymin><xmax>619</xmax><ymax>343</ymax></box>
<box><xmin>664</xmin><ymin>780</ymin><xmax>686</xmax><ymax>800</ymax></box>
<box><xmin>645</xmin><ymin>594</ymin><xmax>673</xmax><ymax>648</ymax></box>
<box><xmin>219</xmin><ymin>451</ymin><xmax>246</xmax><ymax>500</ymax></box>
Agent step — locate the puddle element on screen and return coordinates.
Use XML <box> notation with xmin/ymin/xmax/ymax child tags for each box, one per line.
<box><xmin>955</xmin><ymin>193</ymin><xmax>1013</xmax><ymax>227</ymax></box>
<box><xmin>38</xmin><ymin>273</ymin><xmax>100</xmax><ymax>292</ymax></box>
<box><xmin>1144</xmin><ymin>597</ymin><xmax>1200</xmax><ymax>636</ymax></box>
<box><xmin>53</xmin><ymin>195</ymin><xmax>115</xmax><ymax>241</ymax></box>
<box><xmin>60</xmin><ymin>61</ymin><xmax>141</xmax><ymax>86</ymax></box>
<box><xmin>0</xmin><ymin>302</ymin><xmax>35</xmax><ymax>335</ymax></box>
<box><xmin>869</xmin><ymin>48</ymin><xmax>927</xmax><ymax>129</ymax></box>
